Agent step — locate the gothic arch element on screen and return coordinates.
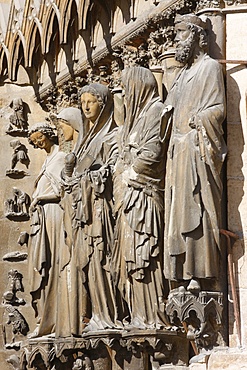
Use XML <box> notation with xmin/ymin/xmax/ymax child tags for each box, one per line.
<box><xmin>112</xmin><ymin>4</ymin><xmax>126</xmax><ymax>34</ymax></box>
<box><xmin>60</xmin><ymin>0</ymin><xmax>79</xmax><ymax>44</ymax></box>
<box><xmin>25</xmin><ymin>20</ymin><xmax>42</xmax><ymax>67</ymax></box>
<box><xmin>8</xmin><ymin>31</ymin><xmax>26</xmax><ymax>81</ymax></box>
<box><xmin>74</xmin><ymin>34</ymin><xmax>87</xmax><ymax>61</ymax></box>
<box><xmin>88</xmin><ymin>1</ymin><xmax>111</xmax><ymax>48</ymax></box>
<box><xmin>41</xmin><ymin>3</ymin><xmax>60</xmax><ymax>54</ymax></box>
<box><xmin>78</xmin><ymin>0</ymin><xmax>91</xmax><ymax>31</ymax></box>
<box><xmin>0</xmin><ymin>45</ymin><xmax>9</xmax><ymax>79</ymax></box>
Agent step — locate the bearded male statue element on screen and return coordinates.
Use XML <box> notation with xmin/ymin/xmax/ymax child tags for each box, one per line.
<box><xmin>164</xmin><ymin>14</ymin><xmax>227</xmax><ymax>292</ymax></box>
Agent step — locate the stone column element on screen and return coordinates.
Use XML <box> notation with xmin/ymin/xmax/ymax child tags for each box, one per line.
<box><xmin>159</xmin><ymin>49</ymin><xmax>183</xmax><ymax>98</ymax></box>
<box><xmin>196</xmin><ymin>0</ymin><xmax>226</xmax><ymax>60</ymax></box>
<box><xmin>222</xmin><ymin>0</ymin><xmax>247</xmax><ymax>349</ymax></box>
<box><xmin>149</xmin><ymin>66</ymin><xmax>164</xmax><ymax>100</ymax></box>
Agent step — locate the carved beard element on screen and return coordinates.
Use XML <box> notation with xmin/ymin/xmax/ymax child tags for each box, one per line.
<box><xmin>175</xmin><ymin>33</ymin><xmax>195</xmax><ymax>64</ymax></box>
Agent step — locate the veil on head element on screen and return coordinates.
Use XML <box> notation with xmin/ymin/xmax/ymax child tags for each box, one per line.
<box><xmin>121</xmin><ymin>66</ymin><xmax>159</xmax><ymax>142</ymax></box>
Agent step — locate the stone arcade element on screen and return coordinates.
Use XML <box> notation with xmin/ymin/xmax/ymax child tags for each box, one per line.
<box><xmin>0</xmin><ymin>1</ymin><xmax>247</xmax><ymax>369</ymax></box>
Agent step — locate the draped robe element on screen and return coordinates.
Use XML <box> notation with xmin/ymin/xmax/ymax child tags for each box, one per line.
<box><xmin>113</xmin><ymin>67</ymin><xmax>169</xmax><ymax>328</ymax></box>
<box><xmin>28</xmin><ymin>145</ymin><xmax>71</xmax><ymax>337</ymax></box>
<box><xmin>164</xmin><ymin>54</ymin><xmax>227</xmax><ymax>281</ymax></box>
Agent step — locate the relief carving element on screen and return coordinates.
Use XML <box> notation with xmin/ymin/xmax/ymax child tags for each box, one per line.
<box><xmin>6</xmin><ymin>139</ymin><xmax>30</xmax><ymax>178</ymax></box>
<box><xmin>3</xmin><ymin>269</ymin><xmax>25</xmax><ymax>305</ymax></box>
<box><xmin>3</xmin><ymin>305</ymin><xmax>29</xmax><ymax>347</ymax></box>
<box><xmin>5</xmin><ymin>188</ymin><xmax>30</xmax><ymax>220</ymax></box>
<box><xmin>6</xmin><ymin>98</ymin><xmax>29</xmax><ymax>135</ymax></box>
<box><xmin>11</xmin><ymin>7</ymin><xmax>228</xmax><ymax>370</ymax></box>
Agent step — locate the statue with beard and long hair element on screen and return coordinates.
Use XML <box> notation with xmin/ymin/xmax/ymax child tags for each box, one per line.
<box><xmin>164</xmin><ymin>14</ymin><xmax>227</xmax><ymax>292</ymax></box>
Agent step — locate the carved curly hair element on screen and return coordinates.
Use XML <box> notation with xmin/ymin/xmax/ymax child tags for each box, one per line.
<box><xmin>28</xmin><ymin>122</ymin><xmax>57</xmax><ymax>147</ymax></box>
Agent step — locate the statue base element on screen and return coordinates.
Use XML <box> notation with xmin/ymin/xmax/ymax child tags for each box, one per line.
<box><xmin>19</xmin><ymin>329</ymin><xmax>189</xmax><ymax>369</ymax></box>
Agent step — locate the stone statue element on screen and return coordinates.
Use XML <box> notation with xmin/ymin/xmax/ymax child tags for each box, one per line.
<box><xmin>61</xmin><ymin>83</ymin><xmax>121</xmax><ymax>332</ymax></box>
<box><xmin>13</xmin><ymin>188</ymin><xmax>30</xmax><ymax>214</ymax></box>
<box><xmin>7</xmin><ymin>98</ymin><xmax>28</xmax><ymax>132</ymax></box>
<box><xmin>28</xmin><ymin>123</ymin><xmax>71</xmax><ymax>338</ymax></box>
<box><xmin>163</xmin><ymin>14</ymin><xmax>227</xmax><ymax>291</ymax></box>
<box><xmin>113</xmin><ymin>66</ymin><xmax>171</xmax><ymax>329</ymax></box>
<box><xmin>5</xmin><ymin>188</ymin><xmax>30</xmax><ymax>217</ymax></box>
<box><xmin>9</xmin><ymin>139</ymin><xmax>29</xmax><ymax>170</ymax></box>
<box><xmin>51</xmin><ymin>107</ymin><xmax>82</xmax><ymax>153</ymax></box>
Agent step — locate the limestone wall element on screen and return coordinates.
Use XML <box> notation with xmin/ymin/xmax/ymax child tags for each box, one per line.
<box><xmin>225</xmin><ymin>7</ymin><xmax>247</xmax><ymax>348</ymax></box>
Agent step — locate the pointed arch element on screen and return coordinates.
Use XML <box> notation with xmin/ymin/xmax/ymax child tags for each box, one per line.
<box><xmin>8</xmin><ymin>31</ymin><xmax>26</xmax><ymax>81</ymax></box>
<box><xmin>60</xmin><ymin>0</ymin><xmax>79</xmax><ymax>44</ymax></box>
<box><xmin>89</xmin><ymin>1</ymin><xmax>111</xmax><ymax>48</ymax></box>
<box><xmin>112</xmin><ymin>5</ymin><xmax>125</xmax><ymax>34</ymax></box>
<box><xmin>41</xmin><ymin>4</ymin><xmax>60</xmax><ymax>54</ymax></box>
<box><xmin>78</xmin><ymin>0</ymin><xmax>91</xmax><ymax>31</ymax></box>
<box><xmin>0</xmin><ymin>45</ymin><xmax>9</xmax><ymax>79</ymax></box>
<box><xmin>25</xmin><ymin>19</ymin><xmax>43</xmax><ymax>67</ymax></box>
<box><xmin>112</xmin><ymin>0</ymin><xmax>131</xmax><ymax>32</ymax></box>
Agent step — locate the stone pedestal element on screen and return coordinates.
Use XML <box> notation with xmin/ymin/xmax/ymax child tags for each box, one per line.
<box><xmin>19</xmin><ymin>329</ymin><xmax>190</xmax><ymax>370</ymax></box>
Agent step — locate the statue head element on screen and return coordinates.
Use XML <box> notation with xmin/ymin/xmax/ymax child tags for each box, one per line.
<box><xmin>10</xmin><ymin>98</ymin><xmax>24</xmax><ymax>111</ymax></box>
<box><xmin>28</xmin><ymin>122</ymin><xmax>57</xmax><ymax>152</ymax></box>
<box><xmin>78</xmin><ymin>83</ymin><xmax>108</xmax><ymax>125</ymax></box>
<box><xmin>174</xmin><ymin>14</ymin><xmax>207</xmax><ymax>64</ymax></box>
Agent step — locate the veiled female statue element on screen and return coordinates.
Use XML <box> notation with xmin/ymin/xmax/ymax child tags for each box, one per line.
<box><xmin>28</xmin><ymin>123</ymin><xmax>70</xmax><ymax>337</ymax></box>
<box><xmin>62</xmin><ymin>83</ymin><xmax>121</xmax><ymax>331</ymax></box>
<box><xmin>113</xmin><ymin>66</ymin><xmax>170</xmax><ymax>329</ymax></box>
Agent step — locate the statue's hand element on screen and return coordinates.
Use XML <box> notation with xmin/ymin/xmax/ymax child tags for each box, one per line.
<box><xmin>89</xmin><ymin>166</ymin><xmax>109</xmax><ymax>195</ymax></box>
<box><xmin>64</xmin><ymin>153</ymin><xmax>76</xmax><ymax>177</ymax></box>
<box><xmin>29</xmin><ymin>198</ymin><xmax>39</xmax><ymax>213</ymax></box>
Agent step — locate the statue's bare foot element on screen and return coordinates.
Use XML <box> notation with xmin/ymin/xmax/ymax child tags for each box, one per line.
<box><xmin>187</xmin><ymin>278</ymin><xmax>201</xmax><ymax>293</ymax></box>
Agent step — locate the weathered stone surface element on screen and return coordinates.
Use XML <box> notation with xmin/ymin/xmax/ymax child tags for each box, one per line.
<box><xmin>207</xmin><ymin>349</ymin><xmax>247</xmax><ymax>369</ymax></box>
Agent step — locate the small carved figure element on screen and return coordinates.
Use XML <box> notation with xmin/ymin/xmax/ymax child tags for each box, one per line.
<box><xmin>72</xmin><ymin>356</ymin><xmax>93</xmax><ymax>370</ymax></box>
<box><xmin>4</xmin><ymin>305</ymin><xmax>29</xmax><ymax>343</ymax></box>
<box><xmin>163</xmin><ymin>14</ymin><xmax>227</xmax><ymax>291</ymax></box>
<box><xmin>5</xmin><ymin>188</ymin><xmax>30</xmax><ymax>218</ymax></box>
<box><xmin>28</xmin><ymin>123</ymin><xmax>70</xmax><ymax>338</ymax></box>
<box><xmin>6</xmin><ymin>140</ymin><xmax>30</xmax><ymax>177</ymax></box>
<box><xmin>7</xmin><ymin>98</ymin><xmax>28</xmax><ymax>132</ymax></box>
<box><xmin>113</xmin><ymin>66</ymin><xmax>172</xmax><ymax>329</ymax></box>
<box><xmin>3</xmin><ymin>269</ymin><xmax>25</xmax><ymax>305</ymax></box>
<box><xmin>13</xmin><ymin>187</ymin><xmax>30</xmax><ymax>214</ymax></box>
<box><xmin>98</xmin><ymin>65</ymin><xmax>111</xmax><ymax>85</ymax></box>
<box><xmin>10</xmin><ymin>140</ymin><xmax>29</xmax><ymax>169</ymax></box>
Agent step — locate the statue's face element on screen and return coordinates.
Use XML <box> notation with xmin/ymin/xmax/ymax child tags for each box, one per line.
<box><xmin>174</xmin><ymin>22</ymin><xmax>195</xmax><ymax>63</ymax></box>
<box><xmin>175</xmin><ymin>22</ymin><xmax>191</xmax><ymax>44</ymax></box>
<box><xmin>80</xmin><ymin>93</ymin><xmax>101</xmax><ymax>123</ymax></box>
<box><xmin>59</xmin><ymin>120</ymin><xmax>74</xmax><ymax>141</ymax></box>
<box><xmin>30</xmin><ymin>131</ymin><xmax>53</xmax><ymax>152</ymax></box>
